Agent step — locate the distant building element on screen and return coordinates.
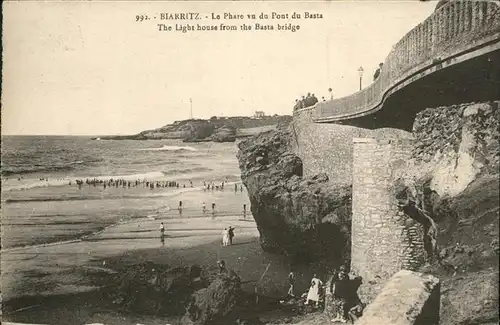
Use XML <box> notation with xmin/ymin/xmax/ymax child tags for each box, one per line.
<box><xmin>254</xmin><ymin>111</ymin><xmax>265</xmax><ymax>118</ymax></box>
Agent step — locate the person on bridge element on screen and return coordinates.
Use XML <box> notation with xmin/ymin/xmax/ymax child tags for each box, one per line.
<box><xmin>294</xmin><ymin>99</ymin><xmax>301</xmax><ymax>110</ymax></box>
<box><xmin>310</xmin><ymin>93</ymin><xmax>318</xmax><ymax>106</ymax></box>
<box><xmin>373</xmin><ymin>62</ymin><xmax>384</xmax><ymax>80</ymax></box>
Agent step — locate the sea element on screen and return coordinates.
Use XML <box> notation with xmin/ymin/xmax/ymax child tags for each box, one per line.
<box><xmin>1</xmin><ymin>136</ymin><xmax>246</xmax><ymax>249</ymax></box>
<box><xmin>0</xmin><ymin>136</ymin><xmax>321</xmax><ymax>325</ymax></box>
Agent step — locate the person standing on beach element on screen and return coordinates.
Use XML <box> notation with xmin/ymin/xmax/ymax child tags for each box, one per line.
<box><xmin>160</xmin><ymin>222</ymin><xmax>165</xmax><ymax>238</ymax></box>
<box><xmin>228</xmin><ymin>226</ymin><xmax>235</xmax><ymax>245</ymax></box>
<box><xmin>243</xmin><ymin>204</ymin><xmax>247</xmax><ymax>219</ymax></box>
<box><xmin>202</xmin><ymin>202</ymin><xmax>206</xmax><ymax>214</ymax></box>
<box><xmin>240</xmin><ymin>184</ymin><xmax>243</xmax><ymax>192</ymax></box>
<box><xmin>222</xmin><ymin>228</ymin><xmax>229</xmax><ymax>246</ymax></box>
<box><xmin>212</xmin><ymin>202</ymin><xmax>216</xmax><ymax>212</ymax></box>
<box><xmin>234</xmin><ymin>183</ymin><xmax>238</xmax><ymax>192</ymax></box>
<box><xmin>178</xmin><ymin>201</ymin><xmax>183</xmax><ymax>211</ymax></box>
<box><xmin>287</xmin><ymin>270</ymin><xmax>296</xmax><ymax>297</ymax></box>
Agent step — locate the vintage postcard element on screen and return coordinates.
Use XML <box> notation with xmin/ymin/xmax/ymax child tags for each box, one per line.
<box><xmin>1</xmin><ymin>1</ymin><xmax>499</xmax><ymax>325</ymax></box>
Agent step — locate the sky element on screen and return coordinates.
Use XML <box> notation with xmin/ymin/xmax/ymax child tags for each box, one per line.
<box><xmin>2</xmin><ymin>1</ymin><xmax>436</xmax><ymax>135</ymax></box>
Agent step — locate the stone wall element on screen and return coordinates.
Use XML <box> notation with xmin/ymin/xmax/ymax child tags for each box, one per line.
<box><xmin>351</xmin><ymin>138</ymin><xmax>427</xmax><ymax>303</ymax></box>
<box><xmin>356</xmin><ymin>270</ymin><xmax>440</xmax><ymax>325</ymax></box>
<box><xmin>291</xmin><ymin>108</ymin><xmax>410</xmax><ymax>185</ymax></box>
<box><xmin>291</xmin><ymin>108</ymin><xmax>354</xmax><ymax>185</ymax></box>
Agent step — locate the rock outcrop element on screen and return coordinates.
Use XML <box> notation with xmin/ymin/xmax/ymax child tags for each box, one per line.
<box><xmin>182</xmin><ymin>120</ymin><xmax>217</xmax><ymax>142</ymax></box>
<box><xmin>237</xmin><ymin>128</ymin><xmax>352</xmax><ymax>264</ymax></box>
<box><xmin>98</xmin><ymin>115</ymin><xmax>292</xmax><ymax>141</ymax></box>
<box><xmin>397</xmin><ymin>101</ymin><xmax>499</xmax><ymax>325</ymax></box>
<box><xmin>106</xmin><ymin>262</ymin><xmax>207</xmax><ymax>316</ymax></box>
<box><xmin>408</xmin><ymin>101</ymin><xmax>499</xmax><ymax>197</ymax></box>
<box><xmin>182</xmin><ymin>271</ymin><xmax>242</xmax><ymax>325</ymax></box>
<box><xmin>211</xmin><ymin>125</ymin><xmax>237</xmax><ymax>142</ymax></box>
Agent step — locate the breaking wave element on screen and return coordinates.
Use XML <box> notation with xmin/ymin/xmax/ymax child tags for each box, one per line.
<box><xmin>137</xmin><ymin>145</ymin><xmax>197</xmax><ymax>152</ymax></box>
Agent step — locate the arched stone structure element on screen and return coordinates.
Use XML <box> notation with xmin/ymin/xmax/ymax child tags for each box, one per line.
<box><xmin>308</xmin><ymin>0</ymin><xmax>500</xmax><ymax>129</ymax></box>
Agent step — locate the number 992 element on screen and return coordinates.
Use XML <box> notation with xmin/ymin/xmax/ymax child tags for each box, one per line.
<box><xmin>136</xmin><ymin>15</ymin><xmax>149</xmax><ymax>22</ymax></box>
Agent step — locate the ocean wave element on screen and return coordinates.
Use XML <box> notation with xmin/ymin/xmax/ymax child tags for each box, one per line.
<box><xmin>163</xmin><ymin>166</ymin><xmax>212</xmax><ymax>175</ymax></box>
<box><xmin>137</xmin><ymin>145</ymin><xmax>198</xmax><ymax>152</ymax></box>
<box><xmin>1</xmin><ymin>161</ymin><xmax>86</xmax><ymax>176</ymax></box>
<box><xmin>5</xmin><ymin>187</ymin><xmax>199</xmax><ymax>203</ymax></box>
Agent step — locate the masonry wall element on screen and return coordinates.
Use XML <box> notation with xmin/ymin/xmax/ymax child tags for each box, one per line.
<box><xmin>291</xmin><ymin>108</ymin><xmax>409</xmax><ymax>185</ymax></box>
<box><xmin>291</xmin><ymin>108</ymin><xmax>354</xmax><ymax>184</ymax></box>
<box><xmin>351</xmin><ymin>138</ymin><xmax>427</xmax><ymax>303</ymax></box>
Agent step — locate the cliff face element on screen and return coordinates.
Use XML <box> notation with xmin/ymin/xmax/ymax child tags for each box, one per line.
<box><xmin>401</xmin><ymin>101</ymin><xmax>499</xmax><ymax>325</ymax></box>
<box><xmin>237</xmin><ymin>128</ymin><xmax>352</xmax><ymax>264</ymax></box>
<box><xmin>408</xmin><ymin>101</ymin><xmax>499</xmax><ymax>197</ymax></box>
<box><xmin>211</xmin><ymin>125</ymin><xmax>237</xmax><ymax>142</ymax></box>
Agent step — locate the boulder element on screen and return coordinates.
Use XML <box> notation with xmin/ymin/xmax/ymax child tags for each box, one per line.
<box><xmin>106</xmin><ymin>262</ymin><xmax>207</xmax><ymax>316</ymax></box>
<box><xmin>237</xmin><ymin>129</ymin><xmax>352</xmax><ymax>263</ymax></box>
<box><xmin>183</xmin><ymin>120</ymin><xmax>216</xmax><ymax>142</ymax></box>
<box><xmin>182</xmin><ymin>271</ymin><xmax>242</xmax><ymax>325</ymax></box>
<box><xmin>356</xmin><ymin>270</ymin><xmax>440</xmax><ymax>325</ymax></box>
<box><xmin>212</xmin><ymin>125</ymin><xmax>237</xmax><ymax>142</ymax></box>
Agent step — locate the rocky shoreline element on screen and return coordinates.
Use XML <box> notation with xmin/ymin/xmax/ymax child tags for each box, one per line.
<box><xmin>237</xmin><ymin>127</ymin><xmax>352</xmax><ymax>265</ymax></box>
<box><xmin>235</xmin><ymin>101</ymin><xmax>499</xmax><ymax>325</ymax></box>
<box><xmin>93</xmin><ymin>115</ymin><xmax>292</xmax><ymax>143</ymax></box>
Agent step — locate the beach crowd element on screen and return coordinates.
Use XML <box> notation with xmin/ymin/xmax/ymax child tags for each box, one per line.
<box><xmin>65</xmin><ymin>177</ymin><xmax>245</xmax><ymax>193</ymax></box>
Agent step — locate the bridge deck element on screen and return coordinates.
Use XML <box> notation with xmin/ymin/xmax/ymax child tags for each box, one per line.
<box><xmin>298</xmin><ymin>0</ymin><xmax>500</xmax><ymax>130</ymax></box>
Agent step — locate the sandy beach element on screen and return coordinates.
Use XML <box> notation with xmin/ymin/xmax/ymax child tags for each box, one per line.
<box><xmin>1</xmin><ymin>138</ymin><xmax>315</xmax><ymax>324</ymax></box>
<box><xmin>2</xmin><ymin>184</ymin><xmax>321</xmax><ymax>324</ymax></box>
<box><xmin>2</xmin><ymin>213</ymin><xmax>320</xmax><ymax>325</ymax></box>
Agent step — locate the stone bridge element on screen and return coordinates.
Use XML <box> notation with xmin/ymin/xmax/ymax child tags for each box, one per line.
<box><xmin>296</xmin><ymin>0</ymin><xmax>500</xmax><ymax>131</ymax></box>
<box><xmin>291</xmin><ymin>0</ymin><xmax>500</xmax><ymax>308</ymax></box>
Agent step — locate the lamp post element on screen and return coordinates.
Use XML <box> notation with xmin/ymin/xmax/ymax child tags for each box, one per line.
<box><xmin>357</xmin><ymin>66</ymin><xmax>364</xmax><ymax>91</ymax></box>
<box><xmin>189</xmin><ymin>98</ymin><xmax>193</xmax><ymax>119</ymax></box>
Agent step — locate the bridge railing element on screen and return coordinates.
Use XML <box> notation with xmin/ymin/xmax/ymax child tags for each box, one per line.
<box><xmin>312</xmin><ymin>0</ymin><xmax>500</xmax><ymax>122</ymax></box>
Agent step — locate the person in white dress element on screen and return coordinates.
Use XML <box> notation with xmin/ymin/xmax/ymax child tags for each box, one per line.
<box><xmin>221</xmin><ymin>228</ymin><xmax>230</xmax><ymax>246</ymax></box>
<box><xmin>306</xmin><ymin>274</ymin><xmax>323</xmax><ymax>307</ymax></box>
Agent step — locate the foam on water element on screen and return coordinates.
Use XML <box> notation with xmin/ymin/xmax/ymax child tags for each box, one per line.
<box><xmin>137</xmin><ymin>145</ymin><xmax>197</xmax><ymax>152</ymax></box>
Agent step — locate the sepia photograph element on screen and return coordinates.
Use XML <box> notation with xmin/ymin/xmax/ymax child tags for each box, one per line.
<box><xmin>1</xmin><ymin>0</ymin><xmax>499</xmax><ymax>324</ymax></box>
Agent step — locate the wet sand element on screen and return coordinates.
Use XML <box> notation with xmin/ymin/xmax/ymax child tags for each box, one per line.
<box><xmin>3</xmin><ymin>212</ymin><xmax>321</xmax><ymax>324</ymax></box>
<box><xmin>2</xmin><ymin>184</ymin><xmax>327</xmax><ymax>324</ymax></box>
<box><xmin>2</xmin><ymin>182</ymin><xmax>250</xmax><ymax>248</ymax></box>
